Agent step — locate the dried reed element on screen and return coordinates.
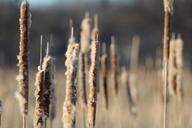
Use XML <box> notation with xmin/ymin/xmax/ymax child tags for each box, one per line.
<box><xmin>100</xmin><ymin>43</ymin><xmax>108</xmax><ymax>109</ymax></box>
<box><xmin>16</xmin><ymin>1</ymin><xmax>31</xmax><ymax>128</ymax></box>
<box><xmin>110</xmin><ymin>36</ymin><xmax>118</xmax><ymax>95</ymax></box>
<box><xmin>62</xmin><ymin>39</ymin><xmax>79</xmax><ymax>128</ymax></box>
<box><xmin>87</xmin><ymin>32</ymin><xmax>99</xmax><ymax>128</ymax></box>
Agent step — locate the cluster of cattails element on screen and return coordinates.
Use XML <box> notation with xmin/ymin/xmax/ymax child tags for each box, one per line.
<box><xmin>34</xmin><ymin>42</ymin><xmax>55</xmax><ymax>128</ymax></box>
<box><xmin>10</xmin><ymin>1</ymin><xmax>187</xmax><ymax>128</ymax></box>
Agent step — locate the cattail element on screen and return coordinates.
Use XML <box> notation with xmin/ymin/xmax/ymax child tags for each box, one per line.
<box><xmin>81</xmin><ymin>13</ymin><xmax>91</xmax><ymax>54</ymax></box>
<box><xmin>175</xmin><ymin>36</ymin><xmax>183</xmax><ymax>102</ymax></box>
<box><xmin>129</xmin><ymin>35</ymin><xmax>140</xmax><ymax>110</ymax></box>
<box><xmin>87</xmin><ymin>31</ymin><xmax>99</xmax><ymax>128</ymax></box>
<box><xmin>78</xmin><ymin>52</ymin><xmax>87</xmax><ymax>107</ymax></box>
<box><xmin>80</xmin><ymin>13</ymin><xmax>91</xmax><ymax>107</ymax></box>
<box><xmin>34</xmin><ymin>69</ymin><xmax>44</xmax><ymax>128</ymax></box>
<box><xmin>168</xmin><ymin>36</ymin><xmax>176</xmax><ymax>97</ymax></box>
<box><xmin>41</xmin><ymin>55</ymin><xmax>52</xmax><ymax>119</ymax></box>
<box><xmin>50</xmin><ymin>61</ymin><xmax>56</xmax><ymax>128</ymax></box>
<box><xmin>100</xmin><ymin>43</ymin><xmax>108</xmax><ymax>109</ymax></box>
<box><xmin>62</xmin><ymin>37</ymin><xmax>79</xmax><ymax>128</ymax></box>
<box><xmin>16</xmin><ymin>1</ymin><xmax>31</xmax><ymax>128</ymax></box>
<box><xmin>110</xmin><ymin>36</ymin><xmax>118</xmax><ymax>95</ymax></box>
<box><xmin>163</xmin><ymin>0</ymin><xmax>173</xmax><ymax>128</ymax></box>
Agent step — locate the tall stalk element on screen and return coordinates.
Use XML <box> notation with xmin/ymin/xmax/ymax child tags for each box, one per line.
<box><xmin>163</xmin><ymin>0</ymin><xmax>173</xmax><ymax>128</ymax></box>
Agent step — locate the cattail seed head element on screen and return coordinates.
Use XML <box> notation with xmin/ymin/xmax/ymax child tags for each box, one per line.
<box><xmin>110</xmin><ymin>36</ymin><xmax>118</xmax><ymax>95</ymax></box>
<box><xmin>168</xmin><ymin>35</ymin><xmax>176</xmax><ymax>97</ymax></box>
<box><xmin>63</xmin><ymin>42</ymin><xmax>79</xmax><ymax>128</ymax></box>
<box><xmin>87</xmin><ymin>31</ymin><xmax>99</xmax><ymax>128</ymax></box>
<box><xmin>100</xmin><ymin>43</ymin><xmax>108</xmax><ymax>109</ymax></box>
<box><xmin>78</xmin><ymin>52</ymin><xmax>87</xmax><ymax>108</ymax></box>
<box><xmin>16</xmin><ymin>0</ymin><xmax>31</xmax><ymax>116</ymax></box>
<box><xmin>175</xmin><ymin>36</ymin><xmax>183</xmax><ymax>102</ymax></box>
<box><xmin>34</xmin><ymin>69</ymin><xmax>44</xmax><ymax>128</ymax></box>
<box><xmin>50</xmin><ymin>61</ymin><xmax>56</xmax><ymax>122</ymax></box>
<box><xmin>41</xmin><ymin>56</ymin><xmax>53</xmax><ymax>118</ymax></box>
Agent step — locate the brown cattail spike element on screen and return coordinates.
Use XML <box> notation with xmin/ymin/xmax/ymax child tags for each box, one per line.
<box><xmin>162</xmin><ymin>0</ymin><xmax>174</xmax><ymax>127</ymax></box>
<box><xmin>16</xmin><ymin>0</ymin><xmax>31</xmax><ymax>117</ymax></box>
<box><xmin>110</xmin><ymin>36</ymin><xmax>118</xmax><ymax>96</ymax></box>
<box><xmin>175</xmin><ymin>35</ymin><xmax>183</xmax><ymax>102</ymax></box>
<box><xmin>87</xmin><ymin>31</ymin><xmax>99</xmax><ymax>128</ymax></box>
<box><xmin>100</xmin><ymin>43</ymin><xmax>108</xmax><ymax>109</ymax></box>
<box><xmin>78</xmin><ymin>52</ymin><xmax>87</xmax><ymax>107</ymax></box>
<box><xmin>42</xmin><ymin>55</ymin><xmax>53</xmax><ymax>119</ymax></box>
<box><xmin>50</xmin><ymin>61</ymin><xmax>56</xmax><ymax>128</ymax></box>
<box><xmin>168</xmin><ymin>34</ymin><xmax>176</xmax><ymax>97</ymax></box>
<box><xmin>63</xmin><ymin>39</ymin><xmax>79</xmax><ymax>128</ymax></box>
<box><xmin>34</xmin><ymin>69</ymin><xmax>45</xmax><ymax>128</ymax></box>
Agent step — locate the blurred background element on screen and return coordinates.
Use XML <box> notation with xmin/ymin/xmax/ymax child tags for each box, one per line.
<box><xmin>0</xmin><ymin>0</ymin><xmax>192</xmax><ymax>68</ymax></box>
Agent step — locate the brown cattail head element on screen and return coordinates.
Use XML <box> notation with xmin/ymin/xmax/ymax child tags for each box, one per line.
<box><xmin>175</xmin><ymin>35</ymin><xmax>184</xmax><ymax>102</ymax></box>
<box><xmin>87</xmin><ymin>31</ymin><xmax>99</xmax><ymax>128</ymax></box>
<box><xmin>16</xmin><ymin>0</ymin><xmax>31</xmax><ymax>116</ymax></box>
<box><xmin>50</xmin><ymin>60</ymin><xmax>56</xmax><ymax>122</ymax></box>
<box><xmin>80</xmin><ymin>13</ymin><xmax>91</xmax><ymax>54</ymax></box>
<box><xmin>34</xmin><ymin>69</ymin><xmax>44</xmax><ymax>128</ymax></box>
<box><xmin>110</xmin><ymin>36</ymin><xmax>118</xmax><ymax>95</ymax></box>
<box><xmin>168</xmin><ymin>35</ymin><xmax>176</xmax><ymax>97</ymax></box>
<box><xmin>78</xmin><ymin>52</ymin><xmax>87</xmax><ymax>108</ymax></box>
<box><xmin>100</xmin><ymin>43</ymin><xmax>108</xmax><ymax>109</ymax></box>
<box><xmin>63</xmin><ymin>42</ymin><xmax>79</xmax><ymax>128</ymax></box>
<box><xmin>41</xmin><ymin>55</ymin><xmax>53</xmax><ymax>118</ymax></box>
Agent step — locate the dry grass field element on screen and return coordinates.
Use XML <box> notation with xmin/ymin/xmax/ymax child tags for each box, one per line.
<box><xmin>0</xmin><ymin>67</ymin><xmax>192</xmax><ymax>128</ymax></box>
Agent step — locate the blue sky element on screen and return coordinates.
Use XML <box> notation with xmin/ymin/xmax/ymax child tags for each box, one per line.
<box><xmin>27</xmin><ymin>0</ymin><xmax>133</xmax><ymax>7</ymax></box>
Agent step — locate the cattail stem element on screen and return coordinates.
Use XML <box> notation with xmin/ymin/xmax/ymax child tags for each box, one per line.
<box><xmin>101</xmin><ymin>43</ymin><xmax>108</xmax><ymax>109</ymax></box>
<box><xmin>22</xmin><ymin>115</ymin><xmax>26</xmax><ymax>128</ymax></box>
